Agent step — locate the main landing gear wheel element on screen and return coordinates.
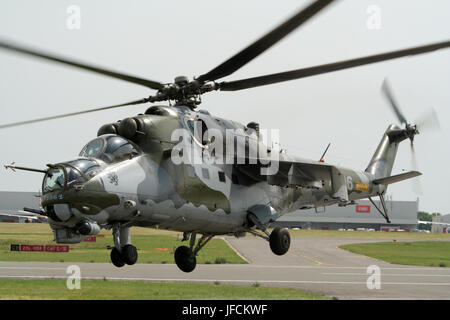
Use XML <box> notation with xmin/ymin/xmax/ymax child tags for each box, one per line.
<box><xmin>110</xmin><ymin>247</ymin><xmax>125</xmax><ymax>268</ymax></box>
<box><xmin>121</xmin><ymin>244</ymin><xmax>138</xmax><ymax>265</ymax></box>
<box><xmin>174</xmin><ymin>246</ymin><xmax>197</xmax><ymax>273</ymax></box>
<box><xmin>269</xmin><ymin>227</ymin><xmax>291</xmax><ymax>255</ymax></box>
<box><xmin>110</xmin><ymin>245</ymin><xmax>138</xmax><ymax>267</ymax></box>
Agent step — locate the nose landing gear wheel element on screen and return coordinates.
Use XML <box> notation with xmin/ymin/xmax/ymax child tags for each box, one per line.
<box><xmin>269</xmin><ymin>227</ymin><xmax>291</xmax><ymax>255</ymax></box>
<box><xmin>110</xmin><ymin>247</ymin><xmax>125</xmax><ymax>268</ymax></box>
<box><xmin>121</xmin><ymin>244</ymin><xmax>138</xmax><ymax>265</ymax></box>
<box><xmin>174</xmin><ymin>246</ymin><xmax>197</xmax><ymax>273</ymax></box>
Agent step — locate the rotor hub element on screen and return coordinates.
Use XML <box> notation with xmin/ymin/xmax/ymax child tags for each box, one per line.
<box><xmin>174</xmin><ymin>75</ymin><xmax>189</xmax><ymax>86</ymax></box>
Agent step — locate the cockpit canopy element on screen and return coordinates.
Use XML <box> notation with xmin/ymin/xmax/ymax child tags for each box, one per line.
<box><xmin>42</xmin><ymin>135</ymin><xmax>141</xmax><ymax>194</ymax></box>
<box><xmin>42</xmin><ymin>158</ymin><xmax>101</xmax><ymax>194</ymax></box>
<box><xmin>79</xmin><ymin>134</ymin><xmax>141</xmax><ymax>163</ymax></box>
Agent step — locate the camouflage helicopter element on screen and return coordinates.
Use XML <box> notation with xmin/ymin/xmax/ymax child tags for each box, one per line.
<box><xmin>0</xmin><ymin>0</ymin><xmax>447</xmax><ymax>272</ymax></box>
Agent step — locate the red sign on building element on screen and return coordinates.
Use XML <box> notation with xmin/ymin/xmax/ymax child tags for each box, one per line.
<box><xmin>45</xmin><ymin>245</ymin><xmax>69</xmax><ymax>252</ymax></box>
<box><xmin>83</xmin><ymin>236</ymin><xmax>97</xmax><ymax>242</ymax></box>
<box><xmin>20</xmin><ymin>245</ymin><xmax>44</xmax><ymax>252</ymax></box>
<box><xmin>16</xmin><ymin>244</ymin><xmax>69</xmax><ymax>252</ymax></box>
<box><xmin>356</xmin><ymin>205</ymin><xmax>371</xmax><ymax>213</ymax></box>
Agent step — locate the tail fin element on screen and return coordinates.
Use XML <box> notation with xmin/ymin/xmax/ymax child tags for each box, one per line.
<box><xmin>365</xmin><ymin>124</ymin><xmax>409</xmax><ymax>178</ymax></box>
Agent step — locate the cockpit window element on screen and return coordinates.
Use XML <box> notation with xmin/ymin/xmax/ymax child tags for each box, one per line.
<box><xmin>79</xmin><ymin>135</ymin><xmax>140</xmax><ymax>163</ymax></box>
<box><xmin>79</xmin><ymin>138</ymin><xmax>104</xmax><ymax>158</ymax></box>
<box><xmin>65</xmin><ymin>166</ymin><xmax>85</xmax><ymax>186</ymax></box>
<box><xmin>67</xmin><ymin>159</ymin><xmax>100</xmax><ymax>174</ymax></box>
<box><xmin>43</xmin><ymin>167</ymin><xmax>65</xmax><ymax>193</ymax></box>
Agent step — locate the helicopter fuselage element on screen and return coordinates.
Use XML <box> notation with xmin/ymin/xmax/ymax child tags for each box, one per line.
<box><xmin>41</xmin><ymin>105</ymin><xmax>386</xmax><ymax>241</ymax></box>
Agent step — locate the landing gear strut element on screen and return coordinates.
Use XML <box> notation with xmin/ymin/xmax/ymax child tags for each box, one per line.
<box><xmin>247</xmin><ymin>213</ymin><xmax>291</xmax><ymax>256</ymax></box>
<box><xmin>174</xmin><ymin>232</ymin><xmax>214</xmax><ymax>273</ymax></box>
<box><xmin>110</xmin><ymin>225</ymin><xmax>138</xmax><ymax>268</ymax></box>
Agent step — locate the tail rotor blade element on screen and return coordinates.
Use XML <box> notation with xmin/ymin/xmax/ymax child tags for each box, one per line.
<box><xmin>381</xmin><ymin>78</ymin><xmax>408</xmax><ymax>125</ymax></box>
<box><xmin>410</xmin><ymin>142</ymin><xmax>423</xmax><ymax>195</ymax></box>
<box><xmin>416</xmin><ymin>108</ymin><xmax>441</xmax><ymax>133</ymax></box>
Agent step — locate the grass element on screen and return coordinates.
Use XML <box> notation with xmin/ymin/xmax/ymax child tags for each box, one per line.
<box><xmin>339</xmin><ymin>241</ymin><xmax>450</xmax><ymax>267</ymax></box>
<box><xmin>0</xmin><ymin>223</ymin><xmax>177</xmax><ymax>235</ymax></box>
<box><xmin>0</xmin><ymin>224</ymin><xmax>246</xmax><ymax>265</ymax></box>
<box><xmin>0</xmin><ymin>279</ymin><xmax>329</xmax><ymax>300</ymax></box>
<box><xmin>285</xmin><ymin>229</ymin><xmax>450</xmax><ymax>240</ymax></box>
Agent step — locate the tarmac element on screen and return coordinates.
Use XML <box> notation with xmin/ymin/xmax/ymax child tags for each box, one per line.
<box><xmin>0</xmin><ymin>237</ymin><xmax>449</xmax><ymax>299</ymax></box>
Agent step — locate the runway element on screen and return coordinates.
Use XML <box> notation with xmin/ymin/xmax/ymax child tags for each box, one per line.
<box><xmin>0</xmin><ymin>237</ymin><xmax>449</xmax><ymax>299</ymax></box>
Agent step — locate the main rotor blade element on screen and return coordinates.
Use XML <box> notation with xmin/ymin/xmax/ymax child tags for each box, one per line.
<box><xmin>381</xmin><ymin>78</ymin><xmax>407</xmax><ymax>125</ymax></box>
<box><xmin>0</xmin><ymin>40</ymin><xmax>164</xmax><ymax>90</ymax></box>
<box><xmin>0</xmin><ymin>98</ymin><xmax>149</xmax><ymax>129</ymax></box>
<box><xmin>219</xmin><ymin>40</ymin><xmax>450</xmax><ymax>91</ymax></box>
<box><xmin>196</xmin><ymin>0</ymin><xmax>335</xmax><ymax>82</ymax></box>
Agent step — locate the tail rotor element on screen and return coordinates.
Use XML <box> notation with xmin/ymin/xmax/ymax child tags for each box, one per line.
<box><xmin>380</xmin><ymin>78</ymin><xmax>440</xmax><ymax>195</ymax></box>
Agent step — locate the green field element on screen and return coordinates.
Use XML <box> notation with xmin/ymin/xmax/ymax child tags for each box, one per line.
<box><xmin>339</xmin><ymin>241</ymin><xmax>450</xmax><ymax>267</ymax></box>
<box><xmin>0</xmin><ymin>224</ymin><xmax>246</xmax><ymax>265</ymax></box>
<box><xmin>2</xmin><ymin>223</ymin><xmax>449</xmax><ymax>266</ymax></box>
<box><xmin>287</xmin><ymin>229</ymin><xmax>450</xmax><ymax>240</ymax></box>
<box><xmin>0</xmin><ymin>279</ymin><xmax>329</xmax><ymax>300</ymax></box>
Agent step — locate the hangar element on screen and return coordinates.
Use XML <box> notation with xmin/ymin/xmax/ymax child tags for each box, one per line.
<box><xmin>273</xmin><ymin>198</ymin><xmax>419</xmax><ymax>231</ymax></box>
<box><xmin>431</xmin><ymin>214</ymin><xmax>450</xmax><ymax>233</ymax></box>
<box><xmin>0</xmin><ymin>191</ymin><xmax>42</xmax><ymax>222</ymax></box>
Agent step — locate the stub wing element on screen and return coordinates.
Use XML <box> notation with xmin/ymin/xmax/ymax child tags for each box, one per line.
<box><xmin>235</xmin><ymin>157</ymin><xmax>333</xmax><ymax>189</ymax></box>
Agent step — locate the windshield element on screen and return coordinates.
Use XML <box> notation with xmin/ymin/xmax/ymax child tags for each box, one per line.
<box><xmin>79</xmin><ymin>135</ymin><xmax>140</xmax><ymax>163</ymax></box>
<box><xmin>65</xmin><ymin>166</ymin><xmax>86</xmax><ymax>186</ymax></box>
<box><xmin>43</xmin><ymin>167</ymin><xmax>65</xmax><ymax>193</ymax></box>
<box><xmin>67</xmin><ymin>159</ymin><xmax>101</xmax><ymax>178</ymax></box>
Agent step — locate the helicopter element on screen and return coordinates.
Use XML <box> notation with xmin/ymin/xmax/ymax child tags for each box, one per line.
<box><xmin>0</xmin><ymin>0</ymin><xmax>447</xmax><ymax>272</ymax></box>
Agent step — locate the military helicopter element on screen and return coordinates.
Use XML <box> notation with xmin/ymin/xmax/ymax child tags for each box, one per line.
<box><xmin>0</xmin><ymin>0</ymin><xmax>447</xmax><ymax>272</ymax></box>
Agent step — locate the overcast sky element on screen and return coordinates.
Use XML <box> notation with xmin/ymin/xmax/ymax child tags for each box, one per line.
<box><xmin>0</xmin><ymin>0</ymin><xmax>449</xmax><ymax>214</ymax></box>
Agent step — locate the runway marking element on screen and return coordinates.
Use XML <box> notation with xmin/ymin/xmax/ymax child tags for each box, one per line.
<box><xmin>324</xmin><ymin>272</ymin><xmax>450</xmax><ymax>277</ymax></box>
<box><xmin>0</xmin><ymin>263</ymin><xmax>449</xmax><ymax>272</ymax></box>
<box><xmin>0</xmin><ymin>266</ymin><xmax>66</xmax><ymax>270</ymax></box>
<box><xmin>1</xmin><ymin>275</ymin><xmax>450</xmax><ymax>286</ymax></box>
<box><xmin>290</xmin><ymin>250</ymin><xmax>324</xmax><ymax>265</ymax></box>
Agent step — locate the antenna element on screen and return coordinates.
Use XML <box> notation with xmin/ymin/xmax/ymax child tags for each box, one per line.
<box><xmin>319</xmin><ymin>143</ymin><xmax>331</xmax><ymax>162</ymax></box>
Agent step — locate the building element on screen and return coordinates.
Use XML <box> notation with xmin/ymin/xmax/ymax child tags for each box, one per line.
<box><xmin>0</xmin><ymin>191</ymin><xmax>39</xmax><ymax>210</ymax></box>
<box><xmin>273</xmin><ymin>199</ymin><xmax>418</xmax><ymax>231</ymax></box>
<box><xmin>0</xmin><ymin>191</ymin><xmax>43</xmax><ymax>223</ymax></box>
<box><xmin>431</xmin><ymin>214</ymin><xmax>450</xmax><ymax>233</ymax></box>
